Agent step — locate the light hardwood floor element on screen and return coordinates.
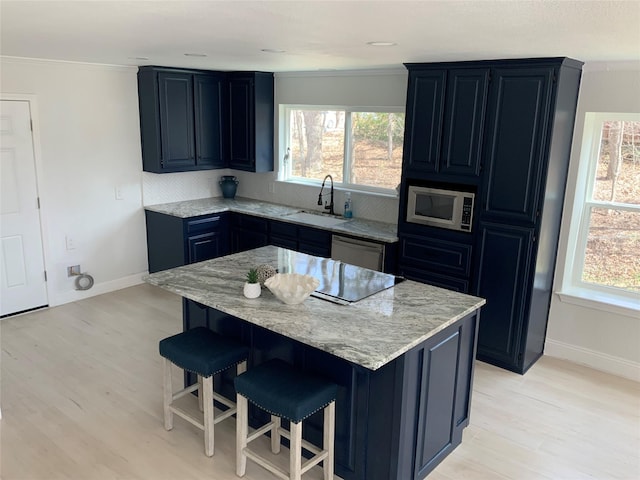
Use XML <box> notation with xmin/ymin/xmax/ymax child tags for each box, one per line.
<box><xmin>1</xmin><ymin>284</ymin><xmax>638</xmax><ymax>480</ymax></box>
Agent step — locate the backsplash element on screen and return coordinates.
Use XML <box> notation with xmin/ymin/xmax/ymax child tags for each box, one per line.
<box><xmin>142</xmin><ymin>171</ymin><xmax>221</xmax><ymax>205</ymax></box>
<box><xmin>142</xmin><ymin>170</ymin><xmax>400</xmax><ymax>225</ymax></box>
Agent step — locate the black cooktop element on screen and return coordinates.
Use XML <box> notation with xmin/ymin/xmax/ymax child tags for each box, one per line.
<box><xmin>277</xmin><ymin>250</ymin><xmax>400</xmax><ymax>304</ymax></box>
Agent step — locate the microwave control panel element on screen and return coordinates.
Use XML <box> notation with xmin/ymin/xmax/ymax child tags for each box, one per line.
<box><xmin>461</xmin><ymin>197</ymin><xmax>473</xmax><ymax>230</ymax></box>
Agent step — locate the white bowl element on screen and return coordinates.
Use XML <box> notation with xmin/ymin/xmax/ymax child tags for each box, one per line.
<box><xmin>264</xmin><ymin>273</ymin><xmax>319</xmax><ymax>305</ymax></box>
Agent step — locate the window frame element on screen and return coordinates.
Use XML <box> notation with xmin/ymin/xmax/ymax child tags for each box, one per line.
<box><xmin>560</xmin><ymin>112</ymin><xmax>640</xmax><ymax>311</ymax></box>
<box><xmin>278</xmin><ymin>104</ymin><xmax>405</xmax><ymax>195</ymax></box>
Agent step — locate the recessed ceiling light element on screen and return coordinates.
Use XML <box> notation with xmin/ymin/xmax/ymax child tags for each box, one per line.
<box><xmin>184</xmin><ymin>53</ymin><xmax>207</xmax><ymax>57</ymax></box>
<box><xmin>366</xmin><ymin>41</ymin><xmax>397</xmax><ymax>47</ymax></box>
<box><xmin>128</xmin><ymin>56</ymin><xmax>149</xmax><ymax>61</ymax></box>
<box><xmin>261</xmin><ymin>48</ymin><xmax>286</xmax><ymax>54</ymax></box>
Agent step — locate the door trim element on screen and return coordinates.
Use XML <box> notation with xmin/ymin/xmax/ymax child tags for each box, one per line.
<box><xmin>1</xmin><ymin>93</ymin><xmax>51</xmax><ymax>311</ymax></box>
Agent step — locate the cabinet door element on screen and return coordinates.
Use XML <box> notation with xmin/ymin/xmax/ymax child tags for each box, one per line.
<box><xmin>158</xmin><ymin>72</ymin><xmax>195</xmax><ymax>170</ymax></box>
<box><xmin>230</xmin><ymin>214</ymin><xmax>269</xmax><ymax>253</ymax></box>
<box><xmin>480</xmin><ymin>67</ymin><xmax>554</xmax><ymax>224</ymax></box>
<box><xmin>298</xmin><ymin>225</ymin><xmax>332</xmax><ymax>257</ymax></box>
<box><xmin>228</xmin><ymin>75</ymin><xmax>254</xmax><ymax>170</ymax></box>
<box><xmin>473</xmin><ymin>222</ymin><xmax>534</xmax><ymax>370</ymax></box>
<box><xmin>439</xmin><ymin>68</ymin><xmax>489</xmax><ymax>177</ymax></box>
<box><xmin>187</xmin><ymin>232</ymin><xmax>226</xmax><ymax>263</ymax></box>
<box><xmin>402</xmin><ymin>70</ymin><xmax>446</xmax><ymax>175</ymax></box>
<box><xmin>193</xmin><ymin>74</ymin><xmax>225</xmax><ymax>168</ymax></box>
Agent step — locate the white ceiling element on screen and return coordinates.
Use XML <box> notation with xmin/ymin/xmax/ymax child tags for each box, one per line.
<box><xmin>1</xmin><ymin>0</ymin><xmax>639</xmax><ymax>72</ymax></box>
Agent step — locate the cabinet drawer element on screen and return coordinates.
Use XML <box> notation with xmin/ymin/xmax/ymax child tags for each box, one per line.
<box><xmin>270</xmin><ymin>220</ymin><xmax>297</xmax><ymax>239</ymax></box>
<box><xmin>399</xmin><ymin>265</ymin><xmax>469</xmax><ymax>293</ymax></box>
<box><xmin>400</xmin><ymin>234</ymin><xmax>472</xmax><ymax>276</ymax></box>
<box><xmin>298</xmin><ymin>226</ymin><xmax>332</xmax><ymax>246</ymax></box>
<box><xmin>186</xmin><ymin>215</ymin><xmax>223</xmax><ymax>234</ymax></box>
<box><xmin>231</xmin><ymin>213</ymin><xmax>269</xmax><ymax>233</ymax></box>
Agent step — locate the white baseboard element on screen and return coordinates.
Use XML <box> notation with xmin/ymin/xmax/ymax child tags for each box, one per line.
<box><xmin>51</xmin><ymin>272</ymin><xmax>148</xmax><ymax>306</ymax></box>
<box><xmin>545</xmin><ymin>338</ymin><xmax>640</xmax><ymax>382</ymax></box>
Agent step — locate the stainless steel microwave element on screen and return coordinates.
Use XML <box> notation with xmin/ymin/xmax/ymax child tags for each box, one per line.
<box><xmin>406</xmin><ymin>185</ymin><xmax>474</xmax><ymax>232</ymax></box>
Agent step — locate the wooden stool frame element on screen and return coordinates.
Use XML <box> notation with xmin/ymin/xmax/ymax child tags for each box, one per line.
<box><xmin>163</xmin><ymin>358</ymin><xmax>247</xmax><ymax>457</ymax></box>
<box><xmin>236</xmin><ymin>394</ymin><xmax>335</xmax><ymax>480</ymax></box>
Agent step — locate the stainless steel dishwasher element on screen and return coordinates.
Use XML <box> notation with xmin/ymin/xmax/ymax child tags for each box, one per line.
<box><xmin>331</xmin><ymin>234</ymin><xmax>384</xmax><ymax>271</ymax></box>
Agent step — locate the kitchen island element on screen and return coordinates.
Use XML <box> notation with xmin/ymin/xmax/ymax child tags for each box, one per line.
<box><xmin>145</xmin><ymin>246</ymin><xmax>485</xmax><ymax>480</ymax></box>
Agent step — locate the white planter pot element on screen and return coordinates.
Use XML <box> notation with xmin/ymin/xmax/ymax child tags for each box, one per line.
<box><xmin>243</xmin><ymin>282</ymin><xmax>261</xmax><ymax>299</ymax></box>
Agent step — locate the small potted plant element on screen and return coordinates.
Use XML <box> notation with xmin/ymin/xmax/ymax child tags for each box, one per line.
<box><xmin>243</xmin><ymin>268</ymin><xmax>261</xmax><ymax>298</ymax></box>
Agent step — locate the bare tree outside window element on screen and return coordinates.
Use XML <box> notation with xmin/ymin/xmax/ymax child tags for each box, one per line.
<box><xmin>286</xmin><ymin>107</ymin><xmax>404</xmax><ymax>191</ymax></box>
<box><xmin>582</xmin><ymin>120</ymin><xmax>640</xmax><ymax>292</ymax></box>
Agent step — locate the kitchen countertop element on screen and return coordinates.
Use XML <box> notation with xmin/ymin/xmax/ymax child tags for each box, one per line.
<box><xmin>144</xmin><ymin>246</ymin><xmax>485</xmax><ymax>370</ymax></box>
<box><xmin>144</xmin><ymin>197</ymin><xmax>398</xmax><ymax>243</ymax></box>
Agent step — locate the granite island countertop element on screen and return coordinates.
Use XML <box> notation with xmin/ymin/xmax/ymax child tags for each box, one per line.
<box><xmin>145</xmin><ymin>246</ymin><xmax>485</xmax><ymax>370</ymax></box>
<box><xmin>144</xmin><ymin>197</ymin><xmax>398</xmax><ymax>243</ymax></box>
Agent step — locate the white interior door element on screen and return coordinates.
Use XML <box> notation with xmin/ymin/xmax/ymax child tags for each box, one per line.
<box><xmin>0</xmin><ymin>100</ymin><xmax>48</xmax><ymax>316</ymax></box>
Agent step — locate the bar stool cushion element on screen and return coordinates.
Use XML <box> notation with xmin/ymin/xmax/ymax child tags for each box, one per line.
<box><xmin>234</xmin><ymin>358</ymin><xmax>337</xmax><ymax>423</ymax></box>
<box><xmin>159</xmin><ymin>327</ymin><xmax>249</xmax><ymax>378</ymax></box>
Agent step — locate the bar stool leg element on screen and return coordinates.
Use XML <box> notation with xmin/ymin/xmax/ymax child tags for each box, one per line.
<box><xmin>163</xmin><ymin>357</ymin><xmax>173</xmax><ymax>431</ymax></box>
<box><xmin>236</xmin><ymin>394</ymin><xmax>248</xmax><ymax>476</ymax></box>
<box><xmin>271</xmin><ymin>415</ymin><xmax>281</xmax><ymax>454</ymax></box>
<box><xmin>197</xmin><ymin>374</ymin><xmax>204</xmax><ymax>412</ymax></box>
<box><xmin>203</xmin><ymin>375</ymin><xmax>214</xmax><ymax>457</ymax></box>
<box><xmin>290</xmin><ymin>420</ymin><xmax>303</xmax><ymax>480</ymax></box>
<box><xmin>324</xmin><ymin>402</ymin><xmax>336</xmax><ymax>480</ymax></box>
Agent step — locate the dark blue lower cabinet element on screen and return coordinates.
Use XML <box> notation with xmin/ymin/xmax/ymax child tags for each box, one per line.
<box><xmin>183</xmin><ymin>298</ymin><xmax>479</xmax><ymax>480</ymax></box>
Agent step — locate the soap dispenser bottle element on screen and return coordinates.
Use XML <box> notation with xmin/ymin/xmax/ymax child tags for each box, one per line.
<box><xmin>343</xmin><ymin>192</ymin><xmax>353</xmax><ymax>218</ymax></box>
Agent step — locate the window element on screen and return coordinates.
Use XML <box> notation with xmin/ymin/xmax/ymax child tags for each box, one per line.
<box><xmin>280</xmin><ymin>106</ymin><xmax>405</xmax><ymax>193</ymax></box>
<box><xmin>564</xmin><ymin>113</ymin><xmax>640</xmax><ymax>307</ymax></box>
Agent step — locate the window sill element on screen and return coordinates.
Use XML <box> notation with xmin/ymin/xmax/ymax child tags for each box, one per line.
<box><xmin>556</xmin><ymin>289</ymin><xmax>639</xmax><ymax>318</ymax></box>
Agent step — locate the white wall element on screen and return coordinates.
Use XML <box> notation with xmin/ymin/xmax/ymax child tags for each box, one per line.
<box><xmin>546</xmin><ymin>62</ymin><xmax>640</xmax><ymax>381</ymax></box>
<box><xmin>1</xmin><ymin>57</ymin><xmax>148</xmax><ymax>306</ymax></box>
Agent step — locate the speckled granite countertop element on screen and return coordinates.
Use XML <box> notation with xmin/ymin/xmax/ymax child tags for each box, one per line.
<box><xmin>145</xmin><ymin>246</ymin><xmax>485</xmax><ymax>370</ymax></box>
<box><xmin>144</xmin><ymin>197</ymin><xmax>398</xmax><ymax>243</ymax></box>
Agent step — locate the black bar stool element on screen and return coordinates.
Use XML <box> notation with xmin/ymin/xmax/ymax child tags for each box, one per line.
<box><xmin>234</xmin><ymin>359</ymin><xmax>338</xmax><ymax>479</ymax></box>
<box><xmin>159</xmin><ymin>327</ymin><xmax>249</xmax><ymax>457</ymax></box>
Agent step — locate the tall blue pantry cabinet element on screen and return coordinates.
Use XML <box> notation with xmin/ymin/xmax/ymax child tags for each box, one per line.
<box><xmin>398</xmin><ymin>58</ymin><xmax>583</xmax><ymax>374</ymax></box>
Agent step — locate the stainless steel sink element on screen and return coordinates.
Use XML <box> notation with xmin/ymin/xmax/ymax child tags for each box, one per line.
<box><xmin>284</xmin><ymin>211</ymin><xmax>348</xmax><ymax>228</ymax></box>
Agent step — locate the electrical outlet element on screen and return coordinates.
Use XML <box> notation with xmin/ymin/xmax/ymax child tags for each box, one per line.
<box><xmin>65</xmin><ymin>235</ymin><xmax>76</xmax><ymax>250</ymax></box>
<box><xmin>115</xmin><ymin>185</ymin><xmax>124</xmax><ymax>200</ymax></box>
<box><xmin>67</xmin><ymin>265</ymin><xmax>81</xmax><ymax>277</ymax></box>
<box><xmin>268</xmin><ymin>182</ymin><xmax>275</xmax><ymax>194</ymax></box>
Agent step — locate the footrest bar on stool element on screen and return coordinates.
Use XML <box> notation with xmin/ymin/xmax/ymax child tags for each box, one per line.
<box><xmin>213</xmin><ymin>392</ymin><xmax>235</xmax><ymax>409</ymax></box>
<box><xmin>244</xmin><ymin>448</ymin><xmax>290</xmax><ymax>480</ymax></box>
<box><xmin>300</xmin><ymin>451</ymin><xmax>329</xmax><ymax>476</ymax></box>
<box><xmin>172</xmin><ymin>383</ymin><xmax>200</xmax><ymax>401</ymax></box>
<box><xmin>247</xmin><ymin>421</ymin><xmax>277</xmax><ymax>443</ymax></box>
<box><xmin>277</xmin><ymin>428</ymin><xmax>323</xmax><ymax>456</ymax></box>
<box><xmin>170</xmin><ymin>406</ymin><xmax>205</xmax><ymax>431</ymax></box>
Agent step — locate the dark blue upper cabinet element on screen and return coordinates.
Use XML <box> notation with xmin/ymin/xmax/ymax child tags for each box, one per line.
<box><xmin>228</xmin><ymin>72</ymin><xmax>274</xmax><ymax>173</ymax></box>
<box><xmin>158</xmin><ymin>72</ymin><xmax>195</xmax><ymax>169</ymax></box>
<box><xmin>440</xmin><ymin>69</ymin><xmax>489</xmax><ymax>177</ymax></box>
<box><xmin>138</xmin><ymin>66</ymin><xmax>227</xmax><ymax>173</ymax></box>
<box><xmin>402</xmin><ymin>69</ymin><xmax>446</xmax><ymax>175</ymax></box>
<box><xmin>402</xmin><ymin>66</ymin><xmax>488</xmax><ymax>181</ymax></box>
<box><xmin>480</xmin><ymin>67</ymin><xmax>554</xmax><ymax>224</ymax></box>
<box><xmin>193</xmin><ymin>73</ymin><xmax>226</xmax><ymax>169</ymax></box>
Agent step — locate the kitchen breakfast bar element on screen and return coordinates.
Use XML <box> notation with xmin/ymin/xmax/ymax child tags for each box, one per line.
<box><xmin>145</xmin><ymin>246</ymin><xmax>485</xmax><ymax>480</ymax></box>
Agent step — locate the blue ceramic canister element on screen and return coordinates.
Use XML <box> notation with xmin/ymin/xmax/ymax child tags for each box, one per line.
<box><xmin>219</xmin><ymin>175</ymin><xmax>239</xmax><ymax>199</ymax></box>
